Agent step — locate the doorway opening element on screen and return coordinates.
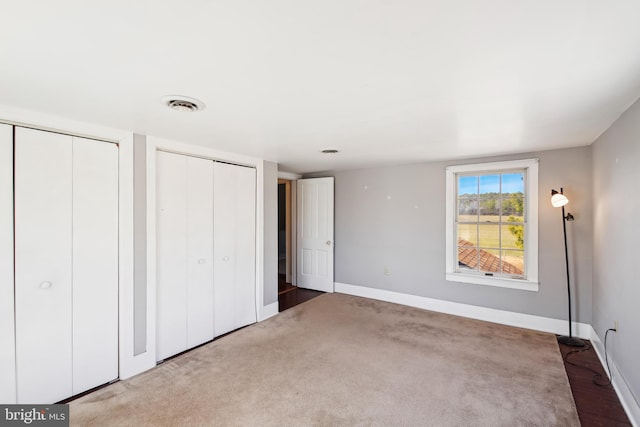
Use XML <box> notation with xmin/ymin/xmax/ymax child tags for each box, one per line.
<box><xmin>278</xmin><ymin>179</ymin><xmax>295</xmax><ymax>295</ymax></box>
<box><xmin>277</xmin><ymin>177</ymin><xmax>330</xmax><ymax>312</ymax></box>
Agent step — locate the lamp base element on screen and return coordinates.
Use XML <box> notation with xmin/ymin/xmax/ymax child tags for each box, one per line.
<box><xmin>558</xmin><ymin>335</ymin><xmax>585</xmax><ymax>347</ymax></box>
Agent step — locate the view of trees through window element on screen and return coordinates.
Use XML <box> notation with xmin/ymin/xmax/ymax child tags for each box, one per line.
<box><xmin>456</xmin><ymin>172</ymin><xmax>525</xmax><ymax>275</ymax></box>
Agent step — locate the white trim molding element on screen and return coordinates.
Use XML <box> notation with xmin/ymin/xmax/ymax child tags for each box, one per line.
<box><xmin>277</xmin><ymin>171</ymin><xmax>302</xmax><ymax>180</ymax></box>
<box><xmin>259</xmin><ymin>302</ymin><xmax>279</xmax><ymax>321</ymax></box>
<box><xmin>334</xmin><ymin>282</ymin><xmax>591</xmax><ymax>338</ymax></box>
<box><xmin>116</xmin><ymin>133</ymin><xmax>156</xmax><ymax>380</ymax></box>
<box><xmin>590</xmin><ymin>327</ymin><xmax>640</xmax><ymax>427</ymax></box>
<box><xmin>0</xmin><ymin>123</ymin><xmax>16</xmax><ymax>403</ymax></box>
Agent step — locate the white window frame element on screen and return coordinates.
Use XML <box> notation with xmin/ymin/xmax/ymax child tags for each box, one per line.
<box><xmin>445</xmin><ymin>158</ymin><xmax>539</xmax><ymax>292</ymax></box>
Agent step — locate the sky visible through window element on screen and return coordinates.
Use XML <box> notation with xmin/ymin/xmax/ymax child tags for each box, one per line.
<box><xmin>458</xmin><ymin>173</ymin><xmax>524</xmax><ymax>195</ymax></box>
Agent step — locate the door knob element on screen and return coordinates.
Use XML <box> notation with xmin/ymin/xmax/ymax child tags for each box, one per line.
<box><xmin>326</xmin><ymin>240</ymin><xmax>332</xmax><ymax>246</ymax></box>
<box><xmin>198</xmin><ymin>258</ymin><xmax>206</xmax><ymax>264</ymax></box>
<box><xmin>39</xmin><ymin>281</ymin><xmax>52</xmax><ymax>289</ymax></box>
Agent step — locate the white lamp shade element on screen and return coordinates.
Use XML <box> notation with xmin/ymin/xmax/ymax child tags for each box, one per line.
<box><xmin>551</xmin><ymin>193</ymin><xmax>569</xmax><ymax>207</ymax></box>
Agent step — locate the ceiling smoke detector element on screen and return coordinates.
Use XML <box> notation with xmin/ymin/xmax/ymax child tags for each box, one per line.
<box><xmin>321</xmin><ymin>149</ymin><xmax>339</xmax><ymax>154</ymax></box>
<box><xmin>162</xmin><ymin>95</ymin><xmax>205</xmax><ymax>112</ymax></box>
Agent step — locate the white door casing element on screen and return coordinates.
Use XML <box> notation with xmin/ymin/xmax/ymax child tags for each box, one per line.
<box><xmin>296</xmin><ymin>177</ymin><xmax>334</xmax><ymax>293</ymax></box>
<box><xmin>0</xmin><ymin>124</ymin><xmax>16</xmax><ymax>403</ymax></box>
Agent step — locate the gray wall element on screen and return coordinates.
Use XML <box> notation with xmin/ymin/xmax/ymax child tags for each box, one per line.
<box><xmin>592</xmin><ymin>98</ymin><xmax>640</xmax><ymax>405</ymax></box>
<box><xmin>263</xmin><ymin>161</ymin><xmax>279</xmax><ymax>306</ymax></box>
<box><xmin>331</xmin><ymin>147</ymin><xmax>593</xmax><ymax>322</ymax></box>
<box><xmin>133</xmin><ymin>134</ymin><xmax>147</xmax><ymax>355</ymax></box>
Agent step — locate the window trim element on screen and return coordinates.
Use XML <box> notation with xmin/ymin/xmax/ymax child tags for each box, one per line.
<box><xmin>445</xmin><ymin>158</ymin><xmax>539</xmax><ymax>292</ymax></box>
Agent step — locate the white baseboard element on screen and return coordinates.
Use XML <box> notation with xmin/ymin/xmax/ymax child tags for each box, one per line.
<box><xmin>590</xmin><ymin>326</ymin><xmax>639</xmax><ymax>427</ymax></box>
<box><xmin>259</xmin><ymin>302</ymin><xmax>279</xmax><ymax>322</ymax></box>
<box><xmin>334</xmin><ymin>282</ymin><xmax>591</xmax><ymax>338</ymax></box>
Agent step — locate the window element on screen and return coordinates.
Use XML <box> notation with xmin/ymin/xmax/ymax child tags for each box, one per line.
<box><xmin>445</xmin><ymin>159</ymin><xmax>538</xmax><ymax>291</ymax></box>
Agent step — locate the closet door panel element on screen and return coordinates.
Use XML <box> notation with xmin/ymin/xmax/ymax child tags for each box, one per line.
<box><xmin>156</xmin><ymin>151</ymin><xmax>188</xmax><ymax>360</ymax></box>
<box><xmin>235</xmin><ymin>167</ymin><xmax>257</xmax><ymax>328</ymax></box>
<box><xmin>186</xmin><ymin>156</ymin><xmax>215</xmax><ymax>348</ymax></box>
<box><xmin>72</xmin><ymin>138</ymin><xmax>119</xmax><ymax>394</ymax></box>
<box><xmin>14</xmin><ymin>127</ymin><xmax>73</xmax><ymax>403</ymax></box>
<box><xmin>213</xmin><ymin>163</ymin><xmax>238</xmax><ymax>337</ymax></box>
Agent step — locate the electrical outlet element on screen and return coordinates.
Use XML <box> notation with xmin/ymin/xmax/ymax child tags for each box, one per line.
<box><xmin>384</xmin><ymin>267</ymin><xmax>391</xmax><ymax>276</ymax></box>
<box><xmin>614</xmin><ymin>320</ymin><xmax>619</xmax><ymax>332</ymax></box>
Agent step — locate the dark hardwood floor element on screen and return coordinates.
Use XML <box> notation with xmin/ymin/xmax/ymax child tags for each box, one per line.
<box><xmin>278</xmin><ymin>275</ymin><xmax>323</xmax><ymax>312</ymax></box>
<box><xmin>278</xmin><ymin>281</ymin><xmax>631</xmax><ymax>425</ymax></box>
<box><xmin>559</xmin><ymin>340</ymin><xmax>630</xmax><ymax>426</ymax></box>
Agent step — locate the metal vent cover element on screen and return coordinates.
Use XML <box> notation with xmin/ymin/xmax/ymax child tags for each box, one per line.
<box><xmin>162</xmin><ymin>95</ymin><xmax>205</xmax><ymax>112</ymax></box>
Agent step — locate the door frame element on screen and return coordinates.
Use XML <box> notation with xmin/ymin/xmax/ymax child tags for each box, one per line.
<box><xmin>0</xmin><ymin>123</ymin><xmax>16</xmax><ymax>403</ymax></box>
<box><xmin>277</xmin><ymin>179</ymin><xmax>292</xmax><ymax>284</ymax></box>
<box><xmin>278</xmin><ymin>171</ymin><xmax>301</xmax><ymax>286</ymax></box>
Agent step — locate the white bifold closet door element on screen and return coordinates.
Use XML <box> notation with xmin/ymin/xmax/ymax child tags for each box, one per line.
<box><xmin>213</xmin><ymin>162</ymin><xmax>257</xmax><ymax>337</ymax></box>
<box><xmin>156</xmin><ymin>152</ymin><xmax>214</xmax><ymax>361</ymax></box>
<box><xmin>14</xmin><ymin>127</ymin><xmax>118</xmax><ymax>404</ymax></box>
<box><xmin>156</xmin><ymin>152</ymin><xmax>256</xmax><ymax>361</ymax></box>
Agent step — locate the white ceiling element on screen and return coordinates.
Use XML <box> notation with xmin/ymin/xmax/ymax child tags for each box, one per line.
<box><xmin>2</xmin><ymin>1</ymin><xmax>640</xmax><ymax>173</ymax></box>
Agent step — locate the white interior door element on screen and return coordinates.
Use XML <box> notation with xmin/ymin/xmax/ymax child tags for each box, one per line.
<box><xmin>214</xmin><ymin>163</ymin><xmax>257</xmax><ymax>337</ymax></box>
<box><xmin>156</xmin><ymin>152</ymin><xmax>216</xmax><ymax>359</ymax></box>
<box><xmin>72</xmin><ymin>137</ymin><xmax>119</xmax><ymax>395</ymax></box>
<box><xmin>156</xmin><ymin>151</ymin><xmax>189</xmax><ymax>360</ymax></box>
<box><xmin>213</xmin><ymin>163</ymin><xmax>236</xmax><ymax>336</ymax></box>
<box><xmin>186</xmin><ymin>156</ymin><xmax>215</xmax><ymax>348</ymax></box>
<box><xmin>15</xmin><ymin>128</ymin><xmax>74</xmax><ymax>403</ymax></box>
<box><xmin>296</xmin><ymin>177</ymin><xmax>334</xmax><ymax>293</ymax></box>
<box><xmin>234</xmin><ymin>166</ymin><xmax>257</xmax><ymax>328</ymax></box>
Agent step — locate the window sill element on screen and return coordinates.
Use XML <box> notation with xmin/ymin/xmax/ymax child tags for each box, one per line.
<box><xmin>446</xmin><ymin>273</ymin><xmax>539</xmax><ymax>292</ymax></box>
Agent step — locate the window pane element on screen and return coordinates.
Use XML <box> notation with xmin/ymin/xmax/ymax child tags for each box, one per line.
<box><xmin>479</xmin><ymin>198</ymin><xmax>499</xmax><ymax>219</ymax></box>
<box><xmin>478</xmin><ymin>248</ymin><xmax>501</xmax><ymax>274</ymax></box>
<box><xmin>502</xmin><ymin>224</ymin><xmax>524</xmax><ymax>250</ymax></box>
<box><xmin>458</xmin><ymin>198</ymin><xmax>477</xmax><ymax>217</ymax></box>
<box><xmin>458</xmin><ymin>175</ymin><xmax>477</xmax><ymax>196</ymax></box>
<box><xmin>479</xmin><ymin>174</ymin><xmax>499</xmax><ymax>195</ymax></box>
<box><xmin>457</xmin><ymin>240</ymin><xmax>478</xmax><ymax>272</ymax></box>
<box><xmin>501</xmin><ymin>172</ymin><xmax>524</xmax><ymax>195</ymax></box>
<box><xmin>501</xmin><ymin>197</ymin><xmax>524</xmax><ymax>218</ymax></box>
<box><xmin>502</xmin><ymin>250</ymin><xmax>524</xmax><ymax>275</ymax></box>
<box><xmin>478</xmin><ymin>224</ymin><xmax>500</xmax><ymax>249</ymax></box>
<box><xmin>457</xmin><ymin>224</ymin><xmax>477</xmax><ymax>245</ymax></box>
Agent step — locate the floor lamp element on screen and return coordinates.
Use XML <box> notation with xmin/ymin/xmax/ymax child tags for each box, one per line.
<box><xmin>551</xmin><ymin>188</ymin><xmax>584</xmax><ymax>347</ymax></box>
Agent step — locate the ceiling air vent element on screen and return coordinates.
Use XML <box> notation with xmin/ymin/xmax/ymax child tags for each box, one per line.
<box><xmin>162</xmin><ymin>95</ymin><xmax>205</xmax><ymax>112</ymax></box>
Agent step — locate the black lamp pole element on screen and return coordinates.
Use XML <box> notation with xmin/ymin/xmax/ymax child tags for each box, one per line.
<box><xmin>553</xmin><ymin>188</ymin><xmax>584</xmax><ymax>347</ymax></box>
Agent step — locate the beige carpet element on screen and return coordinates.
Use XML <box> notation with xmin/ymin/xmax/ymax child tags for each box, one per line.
<box><xmin>70</xmin><ymin>293</ymin><xmax>580</xmax><ymax>426</ymax></box>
